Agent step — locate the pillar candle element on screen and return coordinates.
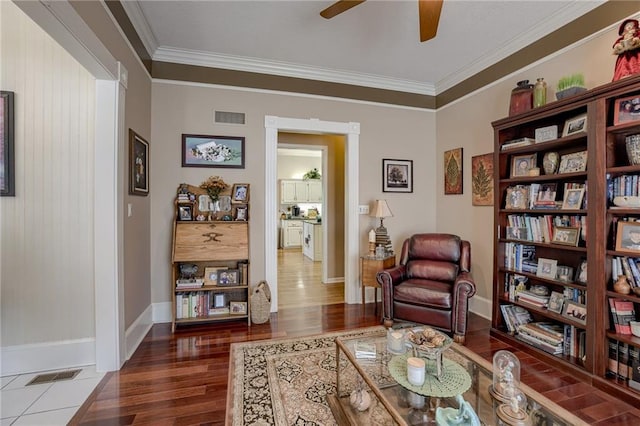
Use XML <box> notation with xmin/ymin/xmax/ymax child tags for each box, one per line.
<box><xmin>387</xmin><ymin>329</ymin><xmax>404</xmax><ymax>353</ymax></box>
<box><xmin>407</xmin><ymin>357</ymin><xmax>426</xmax><ymax>386</ymax></box>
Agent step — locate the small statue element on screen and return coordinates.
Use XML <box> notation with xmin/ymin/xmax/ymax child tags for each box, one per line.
<box><xmin>613</xmin><ymin>19</ymin><xmax>640</xmax><ymax>81</ymax></box>
<box><xmin>435</xmin><ymin>395</ymin><xmax>480</xmax><ymax>426</ymax></box>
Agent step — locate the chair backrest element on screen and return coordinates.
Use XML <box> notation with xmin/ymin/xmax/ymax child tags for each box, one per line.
<box><xmin>400</xmin><ymin>233</ymin><xmax>470</xmax><ymax>281</ymax></box>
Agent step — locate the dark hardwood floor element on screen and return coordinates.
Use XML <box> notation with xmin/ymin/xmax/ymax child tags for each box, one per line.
<box><xmin>70</xmin><ymin>304</ymin><xmax>640</xmax><ymax>425</ymax></box>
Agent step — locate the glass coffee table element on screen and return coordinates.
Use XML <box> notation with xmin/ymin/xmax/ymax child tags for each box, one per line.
<box><xmin>327</xmin><ymin>329</ymin><xmax>588</xmax><ymax>425</ymax></box>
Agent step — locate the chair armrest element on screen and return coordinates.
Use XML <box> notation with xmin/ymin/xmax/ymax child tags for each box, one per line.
<box><xmin>453</xmin><ymin>271</ymin><xmax>476</xmax><ymax>299</ymax></box>
<box><xmin>376</xmin><ymin>265</ymin><xmax>406</xmax><ymax>287</ymax></box>
<box><xmin>451</xmin><ymin>271</ymin><xmax>476</xmax><ymax>341</ymax></box>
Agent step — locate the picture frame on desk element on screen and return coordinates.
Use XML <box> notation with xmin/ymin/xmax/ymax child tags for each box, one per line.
<box><xmin>204</xmin><ymin>267</ymin><xmax>219</xmax><ymax>285</ymax></box>
<box><xmin>218</xmin><ymin>268</ymin><xmax>239</xmax><ymax>286</ymax></box>
<box><xmin>230</xmin><ymin>301</ymin><xmax>247</xmax><ymax>315</ymax></box>
<box><xmin>561</xmin><ymin>188</ymin><xmax>585</xmax><ymax>210</ymax></box>
<box><xmin>178</xmin><ymin>205</ymin><xmax>192</xmax><ymax>221</ymax></box>
<box><xmin>558</xmin><ymin>151</ymin><xmax>587</xmax><ymax>174</ymax></box>
<box><xmin>213</xmin><ymin>293</ymin><xmax>226</xmax><ymax>309</ymax></box>
<box><xmin>562</xmin><ymin>114</ymin><xmax>587</xmax><ymax>136</ymax></box>
<box><xmin>562</xmin><ymin>300</ymin><xmax>587</xmax><ymax>325</ymax></box>
<box><xmin>235</xmin><ymin>205</ymin><xmax>248</xmax><ymax>221</ymax></box>
<box><xmin>615</xmin><ymin>221</ymin><xmax>640</xmax><ymax>253</ymax></box>
<box><xmin>232</xmin><ymin>183</ymin><xmax>250</xmax><ymax>203</ymax></box>
<box><xmin>613</xmin><ymin>94</ymin><xmax>640</xmax><ymax>125</ymax></box>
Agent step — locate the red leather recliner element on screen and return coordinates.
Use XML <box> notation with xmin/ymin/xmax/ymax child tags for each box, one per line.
<box><xmin>377</xmin><ymin>233</ymin><xmax>476</xmax><ymax>344</ymax></box>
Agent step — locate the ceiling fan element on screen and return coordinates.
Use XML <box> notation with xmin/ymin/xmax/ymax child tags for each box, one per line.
<box><xmin>320</xmin><ymin>0</ymin><xmax>443</xmax><ymax>42</ymax></box>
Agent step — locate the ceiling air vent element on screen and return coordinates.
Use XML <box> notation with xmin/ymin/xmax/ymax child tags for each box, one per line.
<box><xmin>215</xmin><ymin>111</ymin><xmax>245</xmax><ymax>125</ymax></box>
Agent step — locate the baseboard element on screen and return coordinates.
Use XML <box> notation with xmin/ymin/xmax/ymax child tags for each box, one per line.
<box><xmin>153</xmin><ymin>301</ymin><xmax>173</xmax><ymax>323</ymax></box>
<box><xmin>469</xmin><ymin>294</ymin><xmax>491</xmax><ymax>320</ymax></box>
<box><xmin>125</xmin><ymin>305</ymin><xmax>153</xmax><ymax>360</ymax></box>
<box><xmin>323</xmin><ymin>277</ymin><xmax>344</xmax><ymax>284</ymax></box>
<box><xmin>1</xmin><ymin>338</ymin><xmax>96</xmax><ymax>376</ymax></box>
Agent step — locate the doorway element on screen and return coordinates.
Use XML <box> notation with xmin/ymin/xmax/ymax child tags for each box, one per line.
<box><xmin>264</xmin><ymin>116</ymin><xmax>361</xmax><ymax>312</ymax></box>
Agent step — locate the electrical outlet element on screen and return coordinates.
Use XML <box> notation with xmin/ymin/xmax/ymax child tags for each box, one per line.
<box><xmin>358</xmin><ymin>205</ymin><xmax>369</xmax><ymax>214</ymax></box>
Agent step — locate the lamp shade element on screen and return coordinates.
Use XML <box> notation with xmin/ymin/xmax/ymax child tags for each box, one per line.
<box><xmin>371</xmin><ymin>199</ymin><xmax>393</xmax><ymax>218</ymax></box>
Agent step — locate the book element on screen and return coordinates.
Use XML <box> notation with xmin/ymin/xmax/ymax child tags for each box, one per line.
<box><xmin>619</xmin><ymin>342</ymin><xmax>630</xmax><ymax>380</ymax></box>
<box><xmin>609</xmin><ymin>298</ymin><xmax>621</xmax><ymax>333</ymax></box>
<box><xmin>608</xmin><ymin>340</ymin><xmax>619</xmax><ymax>377</ymax></box>
<box><xmin>614</xmin><ymin>299</ymin><xmax>636</xmax><ymax>335</ymax></box>
<box><xmin>501</xmin><ymin>137</ymin><xmax>535</xmax><ymax>150</ymax></box>
<box><xmin>629</xmin><ymin>345</ymin><xmax>640</xmax><ymax>390</ymax></box>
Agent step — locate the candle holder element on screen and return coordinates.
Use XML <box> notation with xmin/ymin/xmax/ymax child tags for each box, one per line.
<box><xmin>386</xmin><ymin>328</ymin><xmax>406</xmax><ymax>354</ymax></box>
<box><xmin>368</xmin><ymin>241</ymin><xmax>376</xmax><ymax>256</ymax></box>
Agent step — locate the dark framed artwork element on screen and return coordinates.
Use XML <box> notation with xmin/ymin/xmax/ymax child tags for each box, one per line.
<box><xmin>614</xmin><ymin>94</ymin><xmax>640</xmax><ymax>125</ymax></box>
<box><xmin>382</xmin><ymin>159</ymin><xmax>413</xmax><ymax>193</ymax></box>
<box><xmin>129</xmin><ymin>129</ymin><xmax>149</xmax><ymax>196</ymax></box>
<box><xmin>444</xmin><ymin>147</ymin><xmax>463</xmax><ymax>194</ymax></box>
<box><xmin>1</xmin><ymin>91</ymin><xmax>15</xmax><ymax>196</ymax></box>
<box><xmin>182</xmin><ymin>134</ymin><xmax>245</xmax><ymax>168</ymax></box>
<box><xmin>471</xmin><ymin>153</ymin><xmax>493</xmax><ymax>206</ymax></box>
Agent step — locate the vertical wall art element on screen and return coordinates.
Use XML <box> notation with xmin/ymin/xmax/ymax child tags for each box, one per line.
<box><xmin>1</xmin><ymin>91</ymin><xmax>15</xmax><ymax>196</ymax></box>
<box><xmin>444</xmin><ymin>147</ymin><xmax>463</xmax><ymax>194</ymax></box>
<box><xmin>472</xmin><ymin>153</ymin><xmax>494</xmax><ymax>205</ymax></box>
<box><xmin>129</xmin><ymin>129</ymin><xmax>149</xmax><ymax>196</ymax></box>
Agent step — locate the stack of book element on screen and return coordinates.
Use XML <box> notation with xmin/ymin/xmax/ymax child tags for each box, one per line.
<box><xmin>516</xmin><ymin>322</ymin><xmax>564</xmax><ymax>355</ymax></box>
<box><xmin>177</xmin><ymin>192</ymin><xmax>191</xmax><ymax>203</ymax></box>
<box><xmin>501</xmin><ymin>137</ymin><xmax>535</xmax><ymax>151</ymax></box>
<box><xmin>176</xmin><ymin>278</ymin><xmax>204</xmax><ymax>290</ymax></box>
<box><xmin>517</xmin><ymin>289</ymin><xmax>550</xmax><ymax>308</ymax></box>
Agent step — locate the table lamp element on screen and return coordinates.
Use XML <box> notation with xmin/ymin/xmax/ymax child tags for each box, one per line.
<box><xmin>370</xmin><ymin>199</ymin><xmax>394</xmax><ymax>256</ymax></box>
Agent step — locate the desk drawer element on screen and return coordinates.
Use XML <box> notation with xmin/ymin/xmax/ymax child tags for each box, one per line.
<box><xmin>173</xmin><ymin>222</ymin><xmax>248</xmax><ymax>261</ymax></box>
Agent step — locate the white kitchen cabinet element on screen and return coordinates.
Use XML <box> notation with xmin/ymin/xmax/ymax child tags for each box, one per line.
<box><xmin>281</xmin><ymin>220</ymin><xmax>303</xmax><ymax>248</ymax></box>
<box><xmin>303</xmin><ymin>221</ymin><xmax>322</xmax><ymax>261</ymax></box>
<box><xmin>280</xmin><ymin>180</ymin><xmax>322</xmax><ymax>203</ymax></box>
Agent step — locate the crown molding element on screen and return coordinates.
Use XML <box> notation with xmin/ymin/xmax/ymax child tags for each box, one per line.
<box><xmin>119</xmin><ymin>0</ymin><xmax>158</xmax><ymax>57</ymax></box>
<box><xmin>153</xmin><ymin>47</ymin><xmax>436</xmax><ymax>96</ymax></box>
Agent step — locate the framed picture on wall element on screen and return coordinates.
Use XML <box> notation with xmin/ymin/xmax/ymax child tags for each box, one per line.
<box><xmin>1</xmin><ymin>91</ymin><xmax>15</xmax><ymax>196</ymax></box>
<box><xmin>382</xmin><ymin>159</ymin><xmax>413</xmax><ymax>193</ymax></box>
<box><xmin>471</xmin><ymin>153</ymin><xmax>493</xmax><ymax>206</ymax></box>
<box><xmin>444</xmin><ymin>148</ymin><xmax>463</xmax><ymax>194</ymax></box>
<box><xmin>182</xmin><ymin>134</ymin><xmax>245</xmax><ymax>168</ymax></box>
<box><xmin>129</xmin><ymin>129</ymin><xmax>149</xmax><ymax>196</ymax></box>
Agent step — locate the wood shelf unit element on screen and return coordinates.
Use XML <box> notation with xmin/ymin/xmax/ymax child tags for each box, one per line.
<box><xmin>171</xmin><ymin>184</ymin><xmax>250</xmax><ymax>331</ymax></box>
<box><xmin>491</xmin><ymin>75</ymin><xmax>640</xmax><ymax>405</ymax></box>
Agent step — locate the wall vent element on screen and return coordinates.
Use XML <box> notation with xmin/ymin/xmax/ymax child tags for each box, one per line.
<box><xmin>26</xmin><ymin>369</ymin><xmax>81</xmax><ymax>386</ymax></box>
<box><xmin>215</xmin><ymin>110</ymin><xmax>245</xmax><ymax>125</ymax></box>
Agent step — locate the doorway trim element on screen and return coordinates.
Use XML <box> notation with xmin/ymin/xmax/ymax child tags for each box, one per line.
<box><xmin>265</xmin><ymin>116</ymin><xmax>361</xmax><ymax>310</ymax></box>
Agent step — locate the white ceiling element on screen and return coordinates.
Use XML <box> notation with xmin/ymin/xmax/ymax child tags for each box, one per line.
<box><xmin>123</xmin><ymin>0</ymin><xmax>606</xmax><ymax>95</ymax></box>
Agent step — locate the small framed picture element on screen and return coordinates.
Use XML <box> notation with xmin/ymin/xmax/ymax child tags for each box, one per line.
<box><xmin>615</xmin><ymin>221</ymin><xmax>640</xmax><ymax>253</ymax></box>
<box><xmin>204</xmin><ymin>267</ymin><xmax>219</xmax><ymax>285</ymax></box>
<box><xmin>575</xmin><ymin>258</ymin><xmax>587</xmax><ymax>284</ymax></box>
<box><xmin>213</xmin><ymin>293</ymin><xmax>226</xmax><ymax>309</ymax></box>
<box><xmin>561</xmin><ymin>188</ymin><xmax>585</xmax><ymax>210</ymax></box>
<box><xmin>383</xmin><ymin>158</ymin><xmax>413</xmax><ymax>193</ymax></box>
<box><xmin>511</xmin><ymin>154</ymin><xmax>537</xmax><ymax>178</ymax></box>
<box><xmin>235</xmin><ymin>205</ymin><xmax>248</xmax><ymax>221</ymax></box>
<box><xmin>178</xmin><ymin>205</ymin><xmax>192</xmax><ymax>221</ymax></box>
<box><xmin>614</xmin><ymin>94</ymin><xmax>640</xmax><ymax>125</ymax></box>
<box><xmin>562</xmin><ymin>300</ymin><xmax>587</xmax><ymax>325</ymax></box>
<box><xmin>230</xmin><ymin>301</ymin><xmax>247</xmax><ymax>315</ymax></box>
<box><xmin>506</xmin><ymin>226</ymin><xmax>528</xmax><ymax>241</ymax></box>
<box><xmin>129</xmin><ymin>129</ymin><xmax>149</xmax><ymax>196</ymax></box>
<box><xmin>505</xmin><ymin>185</ymin><xmax>529</xmax><ymax>209</ymax></box>
<box><xmin>232</xmin><ymin>183</ymin><xmax>250</xmax><ymax>203</ymax></box>
<box><xmin>556</xmin><ymin>265</ymin><xmax>574</xmax><ymax>282</ymax></box>
<box><xmin>536</xmin><ymin>183</ymin><xmax>557</xmax><ymax>205</ymax></box>
<box><xmin>558</xmin><ymin>151</ymin><xmax>587</xmax><ymax>174</ymax></box>
<box><xmin>547</xmin><ymin>291</ymin><xmax>565</xmax><ymax>314</ymax></box>
<box><xmin>562</xmin><ymin>114</ymin><xmax>587</xmax><ymax>136</ymax></box>
<box><xmin>535</xmin><ymin>125</ymin><xmax>558</xmax><ymax>143</ymax></box>
<box><xmin>552</xmin><ymin>226</ymin><xmax>580</xmax><ymax>246</ymax></box>
<box><xmin>536</xmin><ymin>258</ymin><xmax>558</xmax><ymax>279</ymax></box>
<box><xmin>218</xmin><ymin>269</ymin><xmax>239</xmax><ymax>286</ymax></box>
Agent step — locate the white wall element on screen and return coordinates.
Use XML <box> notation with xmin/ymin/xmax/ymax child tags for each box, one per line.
<box><xmin>277</xmin><ymin>152</ymin><xmax>321</xmax><ymax>180</ymax></box>
<box><xmin>0</xmin><ymin>2</ymin><xmax>95</xmax><ymax>348</ymax></box>
<box><xmin>150</xmin><ymin>81</ymin><xmax>437</xmax><ymax>310</ymax></box>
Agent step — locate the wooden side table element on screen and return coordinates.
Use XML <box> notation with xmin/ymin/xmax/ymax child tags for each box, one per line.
<box><xmin>360</xmin><ymin>255</ymin><xmax>395</xmax><ymax>313</ymax></box>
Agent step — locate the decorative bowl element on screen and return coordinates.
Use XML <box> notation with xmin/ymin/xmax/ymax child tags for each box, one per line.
<box><xmin>405</xmin><ymin>327</ymin><xmax>453</xmax><ymax>358</ymax></box>
<box><xmin>613</xmin><ymin>196</ymin><xmax>640</xmax><ymax>208</ymax></box>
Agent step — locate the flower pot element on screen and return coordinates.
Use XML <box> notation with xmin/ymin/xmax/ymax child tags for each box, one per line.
<box><xmin>555</xmin><ymin>86</ymin><xmax>587</xmax><ymax>100</ymax></box>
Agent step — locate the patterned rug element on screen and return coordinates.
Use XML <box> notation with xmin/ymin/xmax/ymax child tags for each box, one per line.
<box><xmin>226</xmin><ymin>326</ymin><xmax>387</xmax><ymax>426</ymax></box>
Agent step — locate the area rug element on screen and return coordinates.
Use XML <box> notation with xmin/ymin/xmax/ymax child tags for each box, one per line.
<box><xmin>226</xmin><ymin>326</ymin><xmax>388</xmax><ymax>426</ymax></box>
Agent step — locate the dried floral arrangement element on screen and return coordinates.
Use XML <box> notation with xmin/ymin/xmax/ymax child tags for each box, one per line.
<box><xmin>200</xmin><ymin>176</ymin><xmax>228</xmax><ymax>202</ymax></box>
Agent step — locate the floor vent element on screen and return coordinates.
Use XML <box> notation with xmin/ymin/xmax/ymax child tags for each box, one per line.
<box><xmin>26</xmin><ymin>369</ymin><xmax>81</xmax><ymax>386</ymax></box>
<box><xmin>215</xmin><ymin>110</ymin><xmax>245</xmax><ymax>125</ymax></box>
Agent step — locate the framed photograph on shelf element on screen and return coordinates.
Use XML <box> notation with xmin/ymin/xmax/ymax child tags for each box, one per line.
<box><xmin>536</xmin><ymin>258</ymin><xmax>558</xmax><ymax>279</ymax></box>
<box><xmin>510</xmin><ymin>153</ymin><xmax>536</xmax><ymax>178</ymax></box>
<box><xmin>235</xmin><ymin>205</ymin><xmax>248</xmax><ymax>221</ymax></box>
<box><xmin>504</xmin><ymin>185</ymin><xmax>529</xmax><ymax>209</ymax></box>
<box><xmin>535</xmin><ymin>125</ymin><xmax>558</xmax><ymax>143</ymax></box>
<box><xmin>232</xmin><ymin>183</ymin><xmax>249</xmax><ymax>203</ymax></box>
<box><xmin>204</xmin><ymin>267</ymin><xmax>219</xmax><ymax>285</ymax></box>
<box><xmin>552</xmin><ymin>226</ymin><xmax>580</xmax><ymax>246</ymax></box>
<box><xmin>562</xmin><ymin>114</ymin><xmax>587</xmax><ymax>136</ymax></box>
<box><xmin>382</xmin><ymin>158</ymin><xmax>413</xmax><ymax>193</ymax></box>
<box><xmin>562</xmin><ymin>300</ymin><xmax>587</xmax><ymax>325</ymax></box>
<box><xmin>558</xmin><ymin>151</ymin><xmax>587</xmax><ymax>174</ymax></box>
<box><xmin>178</xmin><ymin>205</ymin><xmax>192</xmax><ymax>221</ymax></box>
<box><xmin>536</xmin><ymin>183</ymin><xmax>557</xmax><ymax>205</ymax></box>
<box><xmin>218</xmin><ymin>269</ymin><xmax>239</xmax><ymax>286</ymax></box>
<box><xmin>613</xmin><ymin>94</ymin><xmax>640</xmax><ymax>125</ymax></box>
<box><xmin>547</xmin><ymin>291</ymin><xmax>565</xmax><ymax>314</ymax></box>
<box><xmin>213</xmin><ymin>293</ymin><xmax>226</xmax><ymax>309</ymax></box>
<box><xmin>615</xmin><ymin>221</ymin><xmax>640</xmax><ymax>253</ymax></box>
<box><xmin>575</xmin><ymin>258</ymin><xmax>587</xmax><ymax>284</ymax></box>
<box><xmin>230</xmin><ymin>301</ymin><xmax>247</xmax><ymax>315</ymax></box>
<box><xmin>444</xmin><ymin>148</ymin><xmax>463</xmax><ymax>194</ymax></box>
<box><xmin>1</xmin><ymin>91</ymin><xmax>15</xmax><ymax>197</ymax></box>
<box><xmin>181</xmin><ymin>134</ymin><xmax>245</xmax><ymax>168</ymax></box>
<box><xmin>506</xmin><ymin>226</ymin><xmax>528</xmax><ymax>241</ymax></box>
<box><xmin>561</xmin><ymin>188</ymin><xmax>585</xmax><ymax>210</ymax></box>
<box><xmin>129</xmin><ymin>129</ymin><xmax>149</xmax><ymax>196</ymax></box>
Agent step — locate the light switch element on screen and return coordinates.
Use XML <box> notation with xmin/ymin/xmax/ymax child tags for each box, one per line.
<box><xmin>128</xmin><ymin>203</ymin><xmax>132</xmax><ymax>217</ymax></box>
<box><xmin>358</xmin><ymin>205</ymin><xmax>369</xmax><ymax>214</ymax></box>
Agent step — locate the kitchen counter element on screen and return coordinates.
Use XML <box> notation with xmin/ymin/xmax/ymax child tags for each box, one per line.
<box><xmin>303</xmin><ymin>221</ymin><xmax>322</xmax><ymax>261</ymax></box>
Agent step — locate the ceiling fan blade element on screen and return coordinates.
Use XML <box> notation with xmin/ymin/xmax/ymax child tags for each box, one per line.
<box><xmin>320</xmin><ymin>0</ymin><xmax>366</xmax><ymax>19</ymax></box>
<box><xmin>418</xmin><ymin>0</ymin><xmax>443</xmax><ymax>42</ymax></box>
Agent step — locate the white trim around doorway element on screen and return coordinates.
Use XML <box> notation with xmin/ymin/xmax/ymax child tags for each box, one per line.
<box><xmin>265</xmin><ymin>116</ymin><xmax>361</xmax><ymax>310</ymax></box>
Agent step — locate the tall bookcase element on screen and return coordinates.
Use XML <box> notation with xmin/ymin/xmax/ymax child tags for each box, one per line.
<box><xmin>491</xmin><ymin>74</ymin><xmax>640</xmax><ymax>403</ymax></box>
<box><xmin>171</xmin><ymin>184</ymin><xmax>250</xmax><ymax>331</ymax></box>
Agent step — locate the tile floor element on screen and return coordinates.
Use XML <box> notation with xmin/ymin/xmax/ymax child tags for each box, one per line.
<box><xmin>0</xmin><ymin>366</ymin><xmax>103</xmax><ymax>425</ymax></box>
